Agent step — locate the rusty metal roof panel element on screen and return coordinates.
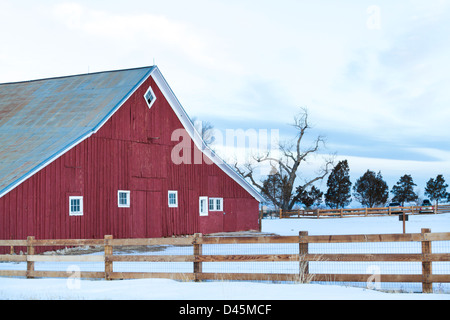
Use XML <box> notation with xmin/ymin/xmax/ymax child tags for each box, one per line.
<box><xmin>0</xmin><ymin>66</ymin><xmax>155</xmax><ymax>197</ymax></box>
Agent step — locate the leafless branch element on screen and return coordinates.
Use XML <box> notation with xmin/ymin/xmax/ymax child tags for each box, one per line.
<box><xmin>234</xmin><ymin>107</ymin><xmax>334</xmax><ymax>210</ymax></box>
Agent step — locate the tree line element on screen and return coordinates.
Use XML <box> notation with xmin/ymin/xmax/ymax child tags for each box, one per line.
<box><xmin>254</xmin><ymin>157</ymin><xmax>449</xmax><ymax>210</ymax></box>
<box><xmin>232</xmin><ymin>108</ymin><xmax>449</xmax><ymax>210</ymax></box>
<box><xmin>321</xmin><ymin>160</ymin><xmax>449</xmax><ymax>209</ymax></box>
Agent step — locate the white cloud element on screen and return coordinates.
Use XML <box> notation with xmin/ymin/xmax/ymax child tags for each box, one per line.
<box><xmin>51</xmin><ymin>2</ymin><xmax>219</xmax><ymax>69</ymax></box>
<box><xmin>52</xmin><ymin>2</ymin><xmax>84</xmax><ymax>29</ymax></box>
<box><xmin>409</xmin><ymin>148</ymin><xmax>450</xmax><ymax>162</ymax></box>
<box><xmin>336</xmin><ymin>153</ymin><xmax>450</xmax><ymax>190</ymax></box>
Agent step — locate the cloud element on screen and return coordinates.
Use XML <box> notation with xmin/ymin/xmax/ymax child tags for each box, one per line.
<box><xmin>51</xmin><ymin>2</ymin><xmax>218</xmax><ymax>68</ymax></box>
<box><xmin>307</xmin><ymin>6</ymin><xmax>450</xmax><ymax>147</ymax></box>
<box><xmin>334</xmin><ymin>153</ymin><xmax>450</xmax><ymax>193</ymax></box>
<box><xmin>409</xmin><ymin>148</ymin><xmax>450</xmax><ymax>162</ymax></box>
<box><xmin>52</xmin><ymin>2</ymin><xmax>84</xmax><ymax>29</ymax></box>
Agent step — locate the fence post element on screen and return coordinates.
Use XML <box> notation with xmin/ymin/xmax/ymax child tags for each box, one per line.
<box><xmin>26</xmin><ymin>236</ymin><xmax>35</xmax><ymax>279</ymax></box>
<box><xmin>193</xmin><ymin>233</ymin><xmax>203</xmax><ymax>282</ymax></box>
<box><xmin>104</xmin><ymin>235</ymin><xmax>113</xmax><ymax>281</ymax></box>
<box><xmin>421</xmin><ymin>228</ymin><xmax>432</xmax><ymax>293</ymax></box>
<box><xmin>299</xmin><ymin>231</ymin><xmax>309</xmax><ymax>283</ymax></box>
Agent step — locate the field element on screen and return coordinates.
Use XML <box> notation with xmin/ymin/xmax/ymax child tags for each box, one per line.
<box><xmin>0</xmin><ymin>213</ymin><xmax>449</xmax><ymax>300</ymax></box>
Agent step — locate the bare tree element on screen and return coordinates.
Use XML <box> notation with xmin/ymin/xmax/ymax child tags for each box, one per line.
<box><xmin>192</xmin><ymin>117</ymin><xmax>215</xmax><ymax>146</ymax></box>
<box><xmin>234</xmin><ymin>108</ymin><xmax>334</xmax><ymax>210</ymax></box>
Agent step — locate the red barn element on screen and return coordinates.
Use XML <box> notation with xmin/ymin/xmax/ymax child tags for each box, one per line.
<box><xmin>0</xmin><ymin>66</ymin><xmax>264</xmax><ymax>242</ymax></box>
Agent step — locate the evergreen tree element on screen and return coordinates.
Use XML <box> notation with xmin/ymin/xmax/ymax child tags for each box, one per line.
<box><xmin>353</xmin><ymin>170</ymin><xmax>389</xmax><ymax>208</ymax></box>
<box><xmin>260</xmin><ymin>169</ymin><xmax>289</xmax><ymax>209</ymax></box>
<box><xmin>295</xmin><ymin>185</ymin><xmax>323</xmax><ymax>209</ymax></box>
<box><xmin>424</xmin><ymin>174</ymin><xmax>448</xmax><ymax>206</ymax></box>
<box><xmin>391</xmin><ymin>174</ymin><xmax>418</xmax><ymax>206</ymax></box>
<box><xmin>325</xmin><ymin>160</ymin><xmax>352</xmax><ymax>209</ymax></box>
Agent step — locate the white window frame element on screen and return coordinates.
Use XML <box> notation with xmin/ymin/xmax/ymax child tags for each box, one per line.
<box><xmin>69</xmin><ymin>196</ymin><xmax>83</xmax><ymax>216</ymax></box>
<box><xmin>199</xmin><ymin>196</ymin><xmax>208</xmax><ymax>216</ymax></box>
<box><xmin>209</xmin><ymin>198</ymin><xmax>215</xmax><ymax>211</ymax></box>
<box><xmin>144</xmin><ymin>86</ymin><xmax>157</xmax><ymax>109</ymax></box>
<box><xmin>168</xmin><ymin>190</ymin><xmax>178</xmax><ymax>208</ymax></box>
<box><xmin>118</xmin><ymin>190</ymin><xmax>131</xmax><ymax>208</ymax></box>
<box><xmin>209</xmin><ymin>198</ymin><xmax>223</xmax><ymax>211</ymax></box>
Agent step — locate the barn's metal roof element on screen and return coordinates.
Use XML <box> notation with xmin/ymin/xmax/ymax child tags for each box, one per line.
<box><xmin>0</xmin><ymin>66</ymin><xmax>155</xmax><ymax>197</ymax></box>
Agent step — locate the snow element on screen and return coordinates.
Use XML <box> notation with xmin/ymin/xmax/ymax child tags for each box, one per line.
<box><xmin>0</xmin><ymin>277</ymin><xmax>447</xmax><ymax>300</ymax></box>
<box><xmin>1</xmin><ymin>213</ymin><xmax>449</xmax><ymax>300</ymax></box>
<box><xmin>262</xmin><ymin>212</ymin><xmax>450</xmax><ymax>236</ymax></box>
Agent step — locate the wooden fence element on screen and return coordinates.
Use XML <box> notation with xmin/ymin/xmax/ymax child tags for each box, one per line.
<box><xmin>277</xmin><ymin>204</ymin><xmax>450</xmax><ymax>219</ymax></box>
<box><xmin>1</xmin><ymin>229</ymin><xmax>449</xmax><ymax>293</ymax></box>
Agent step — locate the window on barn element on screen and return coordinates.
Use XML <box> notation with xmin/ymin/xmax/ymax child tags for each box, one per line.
<box><xmin>199</xmin><ymin>196</ymin><xmax>208</xmax><ymax>216</ymax></box>
<box><xmin>144</xmin><ymin>86</ymin><xmax>156</xmax><ymax>108</ymax></box>
<box><xmin>209</xmin><ymin>198</ymin><xmax>223</xmax><ymax>211</ymax></box>
<box><xmin>168</xmin><ymin>190</ymin><xmax>178</xmax><ymax>208</ymax></box>
<box><xmin>118</xmin><ymin>190</ymin><xmax>130</xmax><ymax>208</ymax></box>
<box><xmin>69</xmin><ymin>196</ymin><xmax>83</xmax><ymax>216</ymax></box>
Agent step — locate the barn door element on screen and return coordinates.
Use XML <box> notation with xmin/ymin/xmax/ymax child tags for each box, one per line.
<box><xmin>146</xmin><ymin>191</ymin><xmax>162</xmax><ymax>238</ymax></box>
<box><xmin>133</xmin><ymin>191</ymin><xmax>147</xmax><ymax>238</ymax></box>
<box><xmin>133</xmin><ymin>191</ymin><xmax>162</xmax><ymax>238</ymax></box>
<box><xmin>223</xmin><ymin>200</ymin><xmax>236</xmax><ymax>232</ymax></box>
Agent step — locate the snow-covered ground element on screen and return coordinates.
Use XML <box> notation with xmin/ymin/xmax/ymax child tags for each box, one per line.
<box><xmin>263</xmin><ymin>212</ymin><xmax>450</xmax><ymax>235</ymax></box>
<box><xmin>0</xmin><ymin>213</ymin><xmax>449</xmax><ymax>300</ymax></box>
<box><xmin>0</xmin><ymin>277</ymin><xmax>446</xmax><ymax>300</ymax></box>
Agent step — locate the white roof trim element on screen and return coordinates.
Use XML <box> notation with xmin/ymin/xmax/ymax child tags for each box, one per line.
<box><xmin>150</xmin><ymin>67</ymin><xmax>264</xmax><ymax>202</ymax></box>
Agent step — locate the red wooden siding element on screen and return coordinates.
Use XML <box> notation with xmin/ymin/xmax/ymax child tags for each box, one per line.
<box><xmin>0</xmin><ymin>75</ymin><xmax>259</xmax><ymax>243</ymax></box>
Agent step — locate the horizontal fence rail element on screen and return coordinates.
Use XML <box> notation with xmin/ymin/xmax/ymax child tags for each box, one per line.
<box><xmin>0</xmin><ymin>229</ymin><xmax>449</xmax><ymax>293</ymax></box>
<box><xmin>274</xmin><ymin>204</ymin><xmax>450</xmax><ymax>219</ymax></box>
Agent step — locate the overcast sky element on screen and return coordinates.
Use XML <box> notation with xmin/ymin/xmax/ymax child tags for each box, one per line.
<box><xmin>1</xmin><ymin>0</ymin><xmax>449</xmax><ymax>197</ymax></box>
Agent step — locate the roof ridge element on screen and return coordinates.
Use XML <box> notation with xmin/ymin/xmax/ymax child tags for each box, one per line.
<box><xmin>0</xmin><ymin>65</ymin><xmax>155</xmax><ymax>86</ymax></box>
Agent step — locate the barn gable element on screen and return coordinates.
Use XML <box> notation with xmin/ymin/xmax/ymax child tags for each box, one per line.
<box><xmin>0</xmin><ymin>66</ymin><xmax>263</xmax><ymax>203</ymax></box>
